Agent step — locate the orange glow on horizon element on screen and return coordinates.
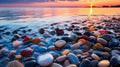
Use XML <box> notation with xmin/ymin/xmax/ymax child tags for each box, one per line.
<box><xmin>0</xmin><ymin>0</ymin><xmax>120</xmax><ymax>7</ymax></box>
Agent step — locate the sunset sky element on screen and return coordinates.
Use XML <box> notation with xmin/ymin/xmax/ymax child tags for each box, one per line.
<box><xmin>0</xmin><ymin>0</ymin><xmax>120</xmax><ymax>7</ymax></box>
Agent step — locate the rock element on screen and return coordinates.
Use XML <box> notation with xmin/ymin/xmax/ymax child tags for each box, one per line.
<box><xmin>109</xmin><ymin>39</ymin><xmax>119</xmax><ymax>47</ymax></box>
<box><xmin>71</xmin><ymin>42</ymin><xmax>82</xmax><ymax>49</ymax></box>
<box><xmin>94</xmin><ymin>31</ymin><xmax>101</xmax><ymax>37</ymax></box>
<box><xmin>34</xmin><ymin>46</ymin><xmax>47</xmax><ymax>53</ymax></box>
<box><xmin>79</xmin><ymin>60</ymin><xmax>91</xmax><ymax>67</ymax></box>
<box><xmin>0</xmin><ymin>48</ymin><xmax>9</xmax><ymax>58</ymax></box>
<box><xmin>50</xmin><ymin>51</ymin><xmax>60</xmax><ymax>59</ymax></box>
<box><xmin>98</xmin><ymin>60</ymin><xmax>110</xmax><ymax>67</ymax></box>
<box><xmin>55</xmin><ymin>55</ymin><xmax>67</xmax><ymax>62</ymax></box>
<box><xmin>23</xmin><ymin>57</ymin><xmax>36</xmax><ymax>67</ymax></box>
<box><xmin>110</xmin><ymin>57</ymin><xmax>120</xmax><ymax>67</ymax></box>
<box><xmin>6</xmin><ymin>60</ymin><xmax>24</xmax><ymax>67</ymax></box>
<box><xmin>90</xmin><ymin>60</ymin><xmax>98</xmax><ymax>67</ymax></box>
<box><xmin>64</xmin><ymin>60</ymin><xmax>70</xmax><ymax>66</ymax></box>
<box><xmin>49</xmin><ymin>30</ymin><xmax>56</xmax><ymax>35</ymax></box>
<box><xmin>91</xmin><ymin>53</ymin><xmax>100</xmax><ymax>60</ymax></box>
<box><xmin>61</xmin><ymin>37</ymin><xmax>72</xmax><ymax>42</ymax></box>
<box><xmin>66</xmin><ymin>64</ymin><xmax>77</xmax><ymax>67</ymax></box>
<box><xmin>13</xmin><ymin>40</ymin><xmax>22</xmax><ymax>49</ymax></box>
<box><xmin>50</xmin><ymin>63</ymin><xmax>63</xmax><ymax>67</ymax></box>
<box><xmin>101</xmin><ymin>34</ymin><xmax>112</xmax><ymax>42</ymax></box>
<box><xmin>39</xmin><ymin>28</ymin><xmax>45</xmax><ymax>34</ymax></box>
<box><xmin>73</xmin><ymin>49</ymin><xmax>83</xmax><ymax>54</ymax></box>
<box><xmin>83</xmin><ymin>52</ymin><xmax>89</xmax><ymax>57</ymax></box>
<box><xmin>89</xmin><ymin>26</ymin><xmax>95</xmax><ymax>31</ymax></box>
<box><xmin>97</xmin><ymin>38</ymin><xmax>108</xmax><ymax>46</ymax></box>
<box><xmin>74</xmin><ymin>32</ymin><xmax>82</xmax><ymax>36</ymax></box>
<box><xmin>67</xmin><ymin>53</ymin><xmax>80</xmax><ymax>65</ymax></box>
<box><xmin>4</xmin><ymin>32</ymin><xmax>11</xmax><ymax>35</ymax></box>
<box><xmin>62</xmin><ymin>49</ymin><xmax>70</xmax><ymax>55</ymax></box>
<box><xmin>55</xmin><ymin>28</ymin><xmax>64</xmax><ymax>36</ymax></box>
<box><xmin>55</xmin><ymin>40</ymin><xmax>66</xmax><ymax>48</ymax></box>
<box><xmin>0</xmin><ymin>44</ymin><xmax>3</xmax><ymax>50</ymax></box>
<box><xmin>32</xmin><ymin>38</ymin><xmax>41</xmax><ymax>44</ymax></box>
<box><xmin>93</xmin><ymin>43</ymin><xmax>103</xmax><ymax>49</ymax></box>
<box><xmin>84</xmin><ymin>31</ymin><xmax>91</xmax><ymax>36</ymax></box>
<box><xmin>78</xmin><ymin>39</ymin><xmax>86</xmax><ymax>43</ymax></box>
<box><xmin>22</xmin><ymin>36</ymin><xmax>31</xmax><ymax>42</ymax></box>
<box><xmin>37</xmin><ymin>53</ymin><xmax>54</xmax><ymax>66</ymax></box>
<box><xmin>43</xmin><ymin>33</ymin><xmax>51</xmax><ymax>38</ymax></box>
<box><xmin>99</xmin><ymin>29</ymin><xmax>106</xmax><ymax>35</ymax></box>
<box><xmin>48</xmin><ymin>46</ymin><xmax>56</xmax><ymax>50</ymax></box>
<box><xmin>20</xmin><ymin>48</ymin><xmax>33</xmax><ymax>57</ymax></box>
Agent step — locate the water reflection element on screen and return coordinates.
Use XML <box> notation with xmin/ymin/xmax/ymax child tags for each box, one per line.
<box><xmin>0</xmin><ymin>7</ymin><xmax>120</xmax><ymax>21</ymax></box>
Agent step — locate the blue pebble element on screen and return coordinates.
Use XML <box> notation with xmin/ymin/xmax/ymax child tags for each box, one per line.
<box><xmin>67</xmin><ymin>53</ymin><xmax>80</xmax><ymax>65</ymax></box>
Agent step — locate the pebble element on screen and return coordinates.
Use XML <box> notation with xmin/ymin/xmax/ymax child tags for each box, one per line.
<box><xmin>71</xmin><ymin>42</ymin><xmax>82</xmax><ymax>49</ymax></box>
<box><xmin>97</xmin><ymin>38</ymin><xmax>108</xmax><ymax>46</ymax></box>
<box><xmin>12</xmin><ymin>40</ymin><xmax>22</xmax><ymax>49</ymax></box>
<box><xmin>32</xmin><ymin>38</ymin><xmax>41</xmax><ymax>44</ymax></box>
<box><xmin>62</xmin><ymin>49</ymin><xmax>70</xmax><ymax>55</ymax></box>
<box><xmin>66</xmin><ymin>64</ymin><xmax>77</xmax><ymax>67</ymax></box>
<box><xmin>91</xmin><ymin>53</ymin><xmax>101</xmax><ymax>60</ymax></box>
<box><xmin>55</xmin><ymin>55</ymin><xmax>67</xmax><ymax>62</ymax></box>
<box><xmin>79</xmin><ymin>60</ymin><xmax>91</xmax><ymax>67</ymax></box>
<box><xmin>55</xmin><ymin>40</ymin><xmax>66</xmax><ymax>48</ymax></box>
<box><xmin>37</xmin><ymin>53</ymin><xmax>54</xmax><ymax>66</ymax></box>
<box><xmin>98</xmin><ymin>60</ymin><xmax>110</xmax><ymax>67</ymax></box>
<box><xmin>67</xmin><ymin>53</ymin><xmax>80</xmax><ymax>65</ymax></box>
<box><xmin>50</xmin><ymin>63</ymin><xmax>63</xmax><ymax>67</ymax></box>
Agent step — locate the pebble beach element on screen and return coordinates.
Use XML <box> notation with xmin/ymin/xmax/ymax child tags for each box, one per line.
<box><xmin>0</xmin><ymin>14</ymin><xmax>120</xmax><ymax>67</ymax></box>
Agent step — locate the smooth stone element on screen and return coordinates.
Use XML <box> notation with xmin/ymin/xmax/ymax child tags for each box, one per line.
<box><xmin>73</xmin><ymin>49</ymin><xmax>83</xmax><ymax>54</ymax></box>
<box><xmin>55</xmin><ymin>55</ymin><xmax>67</xmax><ymax>62</ymax></box>
<box><xmin>93</xmin><ymin>43</ymin><xmax>103</xmax><ymax>49</ymax></box>
<box><xmin>94</xmin><ymin>31</ymin><xmax>101</xmax><ymax>37</ymax></box>
<box><xmin>62</xmin><ymin>49</ymin><xmax>70</xmax><ymax>55</ymax></box>
<box><xmin>91</xmin><ymin>53</ymin><xmax>100</xmax><ymax>60</ymax></box>
<box><xmin>55</xmin><ymin>40</ymin><xmax>66</xmax><ymax>48</ymax></box>
<box><xmin>24</xmin><ymin>60</ymin><xmax>36</xmax><ymax>67</ymax></box>
<box><xmin>50</xmin><ymin>63</ymin><xmax>63</xmax><ymax>67</ymax></box>
<box><xmin>12</xmin><ymin>40</ymin><xmax>22</xmax><ymax>49</ymax></box>
<box><xmin>67</xmin><ymin>53</ymin><xmax>80</xmax><ymax>65</ymax></box>
<box><xmin>37</xmin><ymin>53</ymin><xmax>54</xmax><ymax>66</ymax></box>
<box><xmin>0</xmin><ymin>48</ymin><xmax>9</xmax><ymax>58</ymax></box>
<box><xmin>71</xmin><ymin>42</ymin><xmax>82</xmax><ymax>49</ymax></box>
<box><xmin>49</xmin><ymin>30</ymin><xmax>56</xmax><ymax>35</ymax></box>
<box><xmin>64</xmin><ymin>60</ymin><xmax>70</xmax><ymax>66</ymax></box>
<box><xmin>98</xmin><ymin>60</ymin><xmax>110</xmax><ymax>67</ymax></box>
<box><xmin>22</xmin><ymin>36</ymin><xmax>31</xmax><ymax>42</ymax></box>
<box><xmin>90</xmin><ymin>60</ymin><xmax>98</xmax><ymax>67</ymax></box>
<box><xmin>55</xmin><ymin>28</ymin><xmax>64</xmax><ymax>36</ymax></box>
<box><xmin>32</xmin><ymin>38</ymin><xmax>41</xmax><ymax>44</ymax></box>
<box><xmin>34</xmin><ymin>46</ymin><xmax>47</xmax><ymax>53</ymax></box>
<box><xmin>79</xmin><ymin>60</ymin><xmax>91</xmax><ymax>67</ymax></box>
<box><xmin>84</xmin><ymin>31</ymin><xmax>92</xmax><ymax>36</ymax></box>
<box><xmin>97</xmin><ymin>38</ymin><xmax>108</xmax><ymax>46</ymax></box>
<box><xmin>49</xmin><ymin>51</ymin><xmax>60</xmax><ymax>59</ymax></box>
<box><xmin>61</xmin><ymin>37</ymin><xmax>72</xmax><ymax>42</ymax></box>
<box><xmin>43</xmin><ymin>33</ymin><xmax>51</xmax><ymax>38</ymax></box>
<box><xmin>39</xmin><ymin>28</ymin><xmax>45</xmax><ymax>34</ymax></box>
<box><xmin>48</xmin><ymin>46</ymin><xmax>56</xmax><ymax>50</ymax></box>
<box><xmin>20</xmin><ymin>48</ymin><xmax>33</xmax><ymax>57</ymax></box>
<box><xmin>78</xmin><ymin>39</ymin><xmax>86</xmax><ymax>43</ymax></box>
<box><xmin>66</xmin><ymin>64</ymin><xmax>77</xmax><ymax>67</ymax></box>
<box><xmin>99</xmin><ymin>29</ymin><xmax>106</xmax><ymax>34</ymax></box>
<box><xmin>101</xmin><ymin>34</ymin><xmax>112</xmax><ymax>42</ymax></box>
<box><xmin>0</xmin><ymin>44</ymin><xmax>3</xmax><ymax>50</ymax></box>
<box><xmin>109</xmin><ymin>39</ymin><xmax>119</xmax><ymax>47</ymax></box>
<box><xmin>110</xmin><ymin>57</ymin><xmax>119</xmax><ymax>67</ymax></box>
<box><xmin>6</xmin><ymin>60</ymin><xmax>23</xmax><ymax>67</ymax></box>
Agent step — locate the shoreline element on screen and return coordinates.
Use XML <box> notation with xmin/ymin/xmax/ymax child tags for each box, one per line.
<box><xmin>0</xmin><ymin>15</ymin><xmax>120</xmax><ymax>67</ymax></box>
